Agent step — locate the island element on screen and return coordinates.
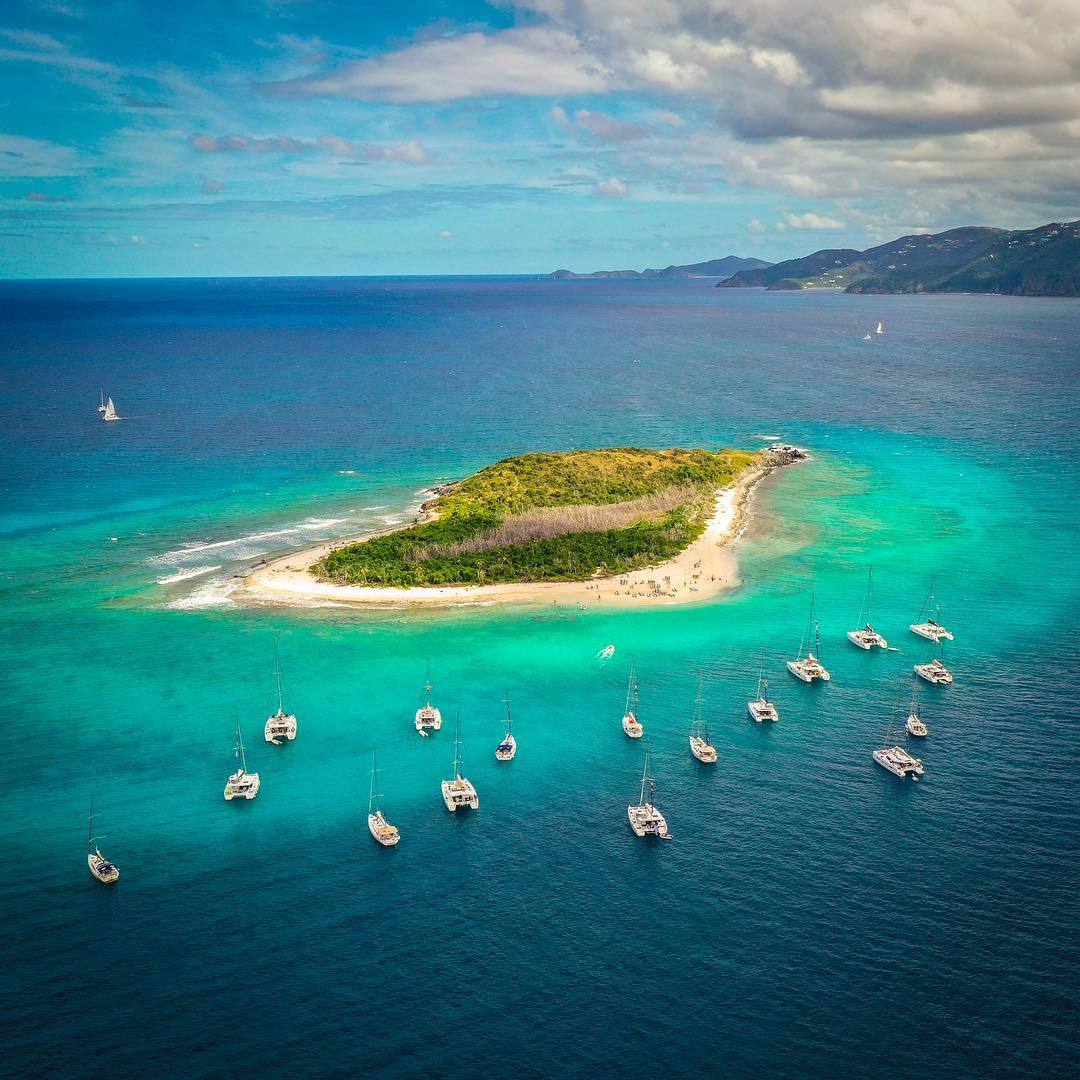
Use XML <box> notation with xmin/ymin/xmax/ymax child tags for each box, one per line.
<box><xmin>718</xmin><ymin>219</ymin><xmax>1080</xmax><ymax>296</ymax></box>
<box><xmin>242</xmin><ymin>445</ymin><xmax>805</xmax><ymax>609</ymax></box>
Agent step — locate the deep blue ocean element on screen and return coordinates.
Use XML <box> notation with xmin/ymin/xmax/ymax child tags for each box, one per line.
<box><xmin>1</xmin><ymin>277</ymin><xmax>1078</xmax><ymax>1078</ymax></box>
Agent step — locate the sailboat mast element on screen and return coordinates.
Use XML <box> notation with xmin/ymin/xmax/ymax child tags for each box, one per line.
<box><xmin>625</xmin><ymin>658</ymin><xmax>637</xmax><ymax>714</ymax></box>
<box><xmin>639</xmin><ymin>754</ymin><xmax>649</xmax><ymax>805</ymax></box>
<box><xmin>88</xmin><ymin>790</ymin><xmax>94</xmax><ymax>850</ymax></box>
<box><xmin>369</xmin><ymin>748</ymin><xmax>378</xmax><ymax>814</ymax></box>
<box><xmin>273</xmin><ymin>642</ymin><xmax>284</xmax><ymax>713</ymax></box>
<box><xmin>235</xmin><ymin>718</ymin><xmax>247</xmax><ymax>773</ymax></box>
<box><xmin>866</xmin><ymin>565</ymin><xmax>874</xmax><ymax>624</ymax></box>
<box><xmin>424</xmin><ymin>661</ymin><xmax>433</xmax><ymax>707</ymax></box>
<box><xmin>452</xmin><ymin>712</ymin><xmax>463</xmax><ymax>778</ymax></box>
<box><xmin>504</xmin><ymin>691</ymin><xmax>512</xmax><ymax>733</ymax></box>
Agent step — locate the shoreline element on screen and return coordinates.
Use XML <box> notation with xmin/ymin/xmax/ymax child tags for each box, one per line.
<box><xmin>238</xmin><ymin>453</ymin><xmax>796</xmax><ymax>611</ymax></box>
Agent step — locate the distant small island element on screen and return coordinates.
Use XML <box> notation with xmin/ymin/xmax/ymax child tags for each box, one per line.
<box><xmin>719</xmin><ymin>220</ymin><xmax>1080</xmax><ymax>296</ymax></box>
<box><xmin>244</xmin><ymin>446</ymin><xmax>804</xmax><ymax>609</ymax></box>
<box><xmin>547</xmin><ymin>255</ymin><xmax>770</xmax><ymax>281</ymax></box>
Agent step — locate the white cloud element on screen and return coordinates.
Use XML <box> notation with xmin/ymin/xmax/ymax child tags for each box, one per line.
<box><xmin>267</xmin><ymin>27</ymin><xmax>614</xmax><ymax>103</ymax></box>
<box><xmin>783</xmin><ymin>212</ymin><xmax>846</xmax><ymax>230</ymax></box>
<box><xmin>190</xmin><ymin>133</ymin><xmax>429</xmax><ymax>164</ymax></box>
<box><xmin>0</xmin><ymin>132</ymin><xmax>82</xmax><ymax>176</ymax></box>
<box><xmin>592</xmin><ymin>176</ymin><xmax>628</xmax><ymax>199</ymax></box>
<box><xmin>747</xmin><ymin>218</ymin><xmax>765</xmax><ymax>233</ymax></box>
<box><xmin>437</xmin><ymin>229</ymin><xmax>454</xmax><ymax>239</ymax></box>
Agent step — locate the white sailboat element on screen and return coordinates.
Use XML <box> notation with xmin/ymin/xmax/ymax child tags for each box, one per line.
<box><xmin>873</xmin><ymin>699</ymin><xmax>925</xmax><ymax>780</ymax></box>
<box><xmin>787</xmin><ymin>589</ymin><xmax>830</xmax><ymax>683</ymax></box>
<box><xmin>495</xmin><ymin>692</ymin><xmax>517</xmax><ymax>761</ymax></box>
<box><xmin>915</xmin><ymin>642</ymin><xmax>954</xmax><ymax>685</ymax></box>
<box><xmin>627</xmin><ymin>752</ymin><xmax>672</xmax><ymax>839</ymax></box>
<box><xmin>87</xmin><ymin>791</ymin><xmax>119</xmax><ymax>884</ymax></box>
<box><xmin>863</xmin><ymin>332</ymin><xmax>872</xmax><ymax>340</ymax></box>
<box><xmin>909</xmin><ymin>576</ymin><xmax>954</xmax><ymax>642</ymax></box>
<box><xmin>224</xmin><ymin>717</ymin><xmax>260</xmax><ymax>800</ymax></box>
<box><xmin>748</xmin><ymin>649</ymin><xmax>779</xmax><ymax>722</ymax></box>
<box><xmin>97</xmin><ymin>390</ymin><xmax>107</xmax><ymax>413</ymax></box>
<box><xmin>441</xmin><ymin>713</ymin><xmax>478</xmax><ymax>812</ymax></box>
<box><xmin>414</xmin><ymin>663</ymin><xmax>443</xmax><ymax>736</ymax></box>
<box><xmin>102</xmin><ymin>396</ymin><xmax>121</xmax><ymax>422</ymax></box>
<box><xmin>875</xmin><ymin>321</ymin><xmax>885</xmax><ymax>335</ymax></box>
<box><xmin>264</xmin><ymin>643</ymin><xmax>298</xmax><ymax>744</ymax></box>
<box><xmin>847</xmin><ymin>566</ymin><xmax>888</xmax><ymax>650</ymax></box>
<box><xmin>367</xmin><ymin>748</ymin><xmax>400</xmax><ymax>847</ymax></box>
<box><xmin>906</xmin><ymin>688</ymin><xmax>928</xmax><ymax>737</ymax></box>
<box><xmin>621</xmin><ymin>658</ymin><xmax>644</xmax><ymax>738</ymax></box>
<box><xmin>688</xmin><ymin>674</ymin><xmax>717</xmax><ymax>762</ymax></box>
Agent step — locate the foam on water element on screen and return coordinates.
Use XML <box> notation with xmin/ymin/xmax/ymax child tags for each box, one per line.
<box><xmin>155</xmin><ymin>565</ymin><xmax>222</xmax><ymax>585</ymax></box>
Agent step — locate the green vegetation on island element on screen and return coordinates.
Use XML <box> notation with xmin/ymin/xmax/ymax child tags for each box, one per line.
<box><xmin>317</xmin><ymin>447</ymin><xmax>759</xmax><ymax>587</ymax></box>
<box><xmin>719</xmin><ymin>220</ymin><xmax>1080</xmax><ymax>296</ymax></box>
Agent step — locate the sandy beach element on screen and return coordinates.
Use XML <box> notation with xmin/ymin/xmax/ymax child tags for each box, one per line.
<box><xmin>239</xmin><ymin>456</ymin><xmax>789</xmax><ymax>611</ymax></box>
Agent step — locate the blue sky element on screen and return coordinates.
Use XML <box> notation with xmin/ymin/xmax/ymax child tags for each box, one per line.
<box><xmin>2</xmin><ymin>0</ymin><xmax>1077</xmax><ymax>277</ymax></box>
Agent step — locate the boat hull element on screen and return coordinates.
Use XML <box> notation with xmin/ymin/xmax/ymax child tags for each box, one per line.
<box><xmin>415</xmin><ymin>706</ymin><xmax>443</xmax><ymax>734</ymax></box>
<box><xmin>689</xmin><ymin>736</ymin><xmax>717</xmax><ymax>763</ymax></box>
<box><xmin>914</xmin><ymin>663</ymin><xmax>953</xmax><ymax>685</ymax></box>
<box><xmin>224</xmin><ymin>770</ymin><xmax>260</xmax><ymax>801</ymax></box>
<box><xmin>88</xmin><ymin>852</ymin><xmax>119</xmax><ymax>884</ymax></box>
<box><xmin>368</xmin><ymin>812</ymin><xmax>400</xmax><ymax>847</ymax></box>
<box><xmin>627</xmin><ymin>804</ymin><xmax>671</xmax><ymax>839</ymax></box>
<box><xmin>441</xmin><ymin>778</ymin><xmax>479</xmax><ymax>812</ymax></box>
<box><xmin>906</xmin><ymin>716</ymin><xmax>928</xmax><ymax>737</ymax></box>
<box><xmin>622</xmin><ymin>712</ymin><xmax>643</xmax><ymax>738</ymax></box>
<box><xmin>748</xmin><ymin>700</ymin><xmax>779</xmax><ymax>722</ymax></box>
<box><xmin>847</xmin><ymin>629</ymin><xmax>888</xmax><ymax>650</ymax></box>
<box><xmin>910</xmin><ymin>622</ymin><xmax>954</xmax><ymax>643</ymax></box>
<box><xmin>787</xmin><ymin>659</ymin><xmax>829</xmax><ymax>683</ymax></box>
<box><xmin>495</xmin><ymin>734</ymin><xmax>517</xmax><ymax>760</ymax></box>
<box><xmin>873</xmin><ymin>747</ymin><xmax>925</xmax><ymax>778</ymax></box>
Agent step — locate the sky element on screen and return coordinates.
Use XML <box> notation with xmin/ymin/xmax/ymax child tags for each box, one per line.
<box><xmin>1</xmin><ymin>0</ymin><xmax>1078</xmax><ymax>277</ymax></box>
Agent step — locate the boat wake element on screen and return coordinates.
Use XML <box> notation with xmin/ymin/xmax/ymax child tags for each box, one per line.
<box><xmin>595</xmin><ymin>644</ymin><xmax>616</xmax><ymax>663</ymax></box>
<box><xmin>155</xmin><ymin>565</ymin><xmax>222</xmax><ymax>585</ymax></box>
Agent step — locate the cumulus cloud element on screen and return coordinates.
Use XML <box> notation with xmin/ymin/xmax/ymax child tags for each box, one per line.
<box><xmin>265</xmin><ymin>27</ymin><xmax>614</xmax><ymax>103</ymax></box>
<box><xmin>592</xmin><ymin>176</ymin><xmax>628</xmax><ymax>199</ymax></box>
<box><xmin>783</xmin><ymin>212</ymin><xmax>846</xmax><ymax>230</ymax></box>
<box><xmin>261</xmin><ymin>0</ymin><xmax>1079</xmax><ymax>218</ymax></box>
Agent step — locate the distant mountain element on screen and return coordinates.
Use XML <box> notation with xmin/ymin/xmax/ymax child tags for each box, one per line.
<box><xmin>719</xmin><ymin>221</ymin><xmax>1080</xmax><ymax>296</ymax></box>
<box><xmin>548</xmin><ymin>255</ymin><xmax>771</xmax><ymax>281</ymax></box>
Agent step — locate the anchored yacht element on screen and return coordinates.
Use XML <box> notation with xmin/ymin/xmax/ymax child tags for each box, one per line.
<box><xmin>906</xmin><ymin>689</ymin><xmax>928</xmax><ymax>737</ymax></box>
<box><xmin>621</xmin><ymin>659</ymin><xmax>644</xmax><ymax>738</ymax></box>
<box><xmin>915</xmin><ymin>651</ymin><xmax>954</xmax><ymax>685</ymax></box>
<box><xmin>87</xmin><ymin>792</ymin><xmax>119</xmax><ymax>885</ymax></box>
<box><xmin>495</xmin><ymin>693</ymin><xmax>517</xmax><ymax>761</ymax></box>
<box><xmin>748</xmin><ymin>650</ymin><xmax>779</xmax><ymax>722</ymax></box>
<box><xmin>264</xmin><ymin>643</ymin><xmax>298</xmax><ymax>744</ymax></box>
<box><xmin>627</xmin><ymin>752</ymin><xmax>672</xmax><ymax>839</ymax></box>
<box><xmin>414</xmin><ymin>663</ymin><xmax>443</xmax><ymax>736</ymax></box>
<box><xmin>441</xmin><ymin>714</ymin><xmax>479</xmax><ymax>812</ymax></box>
<box><xmin>367</xmin><ymin>748</ymin><xmax>400</xmax><ymax>847</ymax></box>
<box><xmin>909</xmin><ymin>577</ymin><xmax>954</xmax><ymax>642</ymax></box>
<box><xmin>847</xmin><ymin>566</ymin><xmax>888</xmax><ymax>650</ymax></box>
<box><xmin>787</xmin><ymin>589</ymin><xmax>830</xmax><ymax>683</ymax></box>
<box><xmin>873</xmin><ymin>744</ymin><xmax>925</xmax><ymax>779</ymax></box>
<box><xmin>224</xmin><ymin>718</ymin><xmax>260</xmax><ymax>800</ymax></box>
<box><xmin>688</xmin><ymin>675</ymin><xmax>717</xmax><ymax>763</ymax></box>
<box><xmin>874</xmin><ymin>687</ymin><xmax>926</xmax><ymax>778</ymax></box>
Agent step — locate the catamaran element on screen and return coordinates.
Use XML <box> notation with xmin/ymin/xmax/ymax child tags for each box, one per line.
<box><xmin>414</xmin><ymin>663</ymin><xmax>443</xmax><ymax>736</ymax></box>
<box><xmin>875</xmin><ymin>321</ymin><xmax>885</xmax><ymax>335</ymax></box>
<box><xmin>910</xmin><ymin>577</ymin><xmax>954</xmax><ymax>642</ymax></box>
<box><xmin>264</xmin><ymin>643</ymin><xmax>298</xmax><ymax>744</ymax></box>
<box><xmin>97</xmin><ymin>390</ymin><xmax>107</xmax><ymax>414</ymax></box>
<box><xmin>495</xmin><ymin>693</ymin><xmax>517</xmax><ymax>761</ymax></box>
<box><xmin>906</xmin><ymin>688</ymin><xmax>928</xmax><ymax>737</ymax></box>
<box><xmin>102</xmin><ymin>396</ymin><xmax>121</xmax><ymax>422</ymax></box>
<box><xmin>748</xmin><ymin>650</ymin><xmax>779</xmax><ymax>722</ymax></box>
<box><xmin>847</xmin><ymin>566</ymin><xmax>888</xmax><ymax>650</ymax></box>
<box><xmin>224</xmin><ymin>718</ymin><xmax>260</xmax><ymax>800</ymax></box>
<box><xmin>688</xmin><ymin>675</ymin><xmax>717</xmax><ymax>763</ymax></box>
<box><xmin>873</xmin><ymin>696</ymin><xmax>925</xmax><ymax>779</ymax></box>
<box><xmin>441</xmin><ymin>713</ymin><xmax>479</xmax><ymax>812</ymax></box>
<box><xmin>367</xmin><ymin>748</ymin><xmax>400</xmax><ymax>847</ymax></box>
<box><xmin>627</xmin><ymin>752</ymin><xmax>672</xmax><ymax>839</ymax></box>
<box><xmin>87</xmin><ymin>792</ymin><xmax>119</xmax><ymax>884</ymax></box>
<box><xmin>621</xmin><ymin>659</ymin><xmax>644</xmax><ymax>738</ymax></box>
<box><xmin>787</xmin><ymin>589</ymin><xmax>830</xmax><ymax>683</ymax></box>
<box><xmin>915</xmin><ymin>643</ymin><xmax>954</xmax><ymax>685</ymax></box>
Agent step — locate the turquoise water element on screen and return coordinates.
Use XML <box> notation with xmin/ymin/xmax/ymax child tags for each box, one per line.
<box><xmin>2</xmin><ymin>279</ymin><xmax>1078</xmax><ymax>1077</ymax></box>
